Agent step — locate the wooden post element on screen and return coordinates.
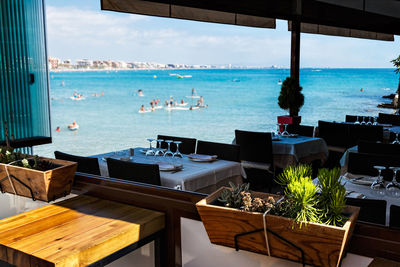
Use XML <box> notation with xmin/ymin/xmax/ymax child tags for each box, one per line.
<box><xmin>290</xmin><ymin>19</ymin><xmax>301</xmax><ymax>86</ymax></box>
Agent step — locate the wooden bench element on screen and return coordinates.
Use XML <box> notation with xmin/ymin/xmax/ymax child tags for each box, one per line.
<box><xmin>0</xmin><ymin>195</ymin><xmax>165</xmax><ymax>266</ymax></box>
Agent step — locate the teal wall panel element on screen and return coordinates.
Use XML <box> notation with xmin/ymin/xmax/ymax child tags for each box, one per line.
<box><xmin>0</xmin><ymin>0</ymin><xmax>51</xmax><ymax>147</ymax></box>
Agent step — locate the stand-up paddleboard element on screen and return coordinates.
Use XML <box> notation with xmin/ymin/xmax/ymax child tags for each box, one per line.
<box><xmin>68</xmin><ymin>124</ymin><xmax>79</xmax><ymax>131</ymax></box>
<box><xmin>138</xmin><ymin>109</ymin><xmax>152</xmax><ymax>113</ymax></box>
<box><xmin>176</xmin><ymin>103</ymin><xmax>188</xmax><ymax>107</ymax></box>
<box><xmin>154</xmin><ymin>105</ymin><xmax>163</xmax><ymax>109</ymax></box>
<box><xmin>186</xmin><ymin>95</ymin><xmax>200</xmax><ymax>99</ymax></box>
<box><xmin>165</xmin><ymin>106</ymin><xmax>190</xmax><ymax>111</ymax></box>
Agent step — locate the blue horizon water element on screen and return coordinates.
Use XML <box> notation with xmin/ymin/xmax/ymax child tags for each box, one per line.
<box><xmin>34</xmin><ymin>68</ymin><xmax>398</xmax><ymax>157</ymax></box>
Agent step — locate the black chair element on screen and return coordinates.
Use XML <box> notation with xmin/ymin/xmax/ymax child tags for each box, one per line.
<box><xmin>54</xmin><ymin>151</ymin><xmax>100</xmax><ymax>175</ymax></box>
<box><xmin>196</xmin><ymin>140</ymin><xmax>240</xmax><ymax>162</ymax></box>
<box><xmin>390</xmin><ymin>205</ymin><xmax>400</xmax><ymax>229</ymax></box>
<box><xmin>235</xmin><ymin>130</ymin><xmax>274</xmax><ymax>192</ymax></box>
<box><xmin>347</xmin><ymin>124</ymin><xmax>383</xmax><ymax>147</ymax></box>
<box><xmin>318</xmin><ymin>121</ymin><xmax>348</xmax><ymax>147</ymax></box>
<box><xmin>378</xmin><ymin>113</ymin><xmax>400</xmax><ymax>126</ymax></box>
<box><xmin>106</xmin><ymin>158</ymin><xmax>161</xmax><ymax>185</ymax></box>
<box><xmin>347</xmin><ymin>151</ymin><xmax>400</xmax><ymax>181</ymax></box>
<box><xmin>346</xmin><ymin>198</ymin><xmax>387</xmax><ymax>225</ymax></box>
<box><xmin>157</xmin><ymin>135</ymin><xmax>196</xmax><ymax>154</ymax></box>
<box><xmin>358</xmin><ymin>141</ymin><xmax>400</xmax><ymax>155</ymax></box>
<box><xmin>286</xmin><ymin>124</ymin><xmax>315</xmax><ymax>137</ymax></box>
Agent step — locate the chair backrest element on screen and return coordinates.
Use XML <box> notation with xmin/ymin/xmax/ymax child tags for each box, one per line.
<box><xmin>287</xmin><ymin>124</ymin><xmax>315</xmax><ymax>137</ymax></box>
<box><xmin>347</xmin><ymin>124</ymin><xmax>383</xmax><ymax>147</ymax></box>
<box><xmin>358</xmin><ymin>141</ymin><xmax>400</xmax><ymax>155</ymax></box>
<box><xmin>54</xmin><ymin>151</ymin><xmax>100</xmax><ymax>175</ymax></box>
<box><xmin>378</xmin><ymin>113</ymin><xmax>400</xmax><ymax>126</ymax></box>
<box><xmin>234</xmin><ymin>130</ymin><xmax>273</xmax><ymax>164</ymax></box>
<box><xmin>346</xmin><ymin>198</ymin><xmax>386</xmax><ymax>225</ymax></box>
<box><xmin>106</xmin><ymin>158</ymin><xmax>161</xmax><ymax>185</ymax></box>
<box><xmin>157</xmin><ymin>135</ymin><xmax>196</xmax><ymax>154</ymax></box>
<box><xmin>390</xmin><ymin>205</ymin><xmax>400</xmax><ymax>229</ymax></box>
<box><xmin>347</xmin><ymin>151</ymin><xmax>400</xmax><ymax>180</ymax></box>
<box><xmin>318</xmin><ymin>121</ymin><xmax>348</xmax><ymax>147</ymax></box>
<box><xmin>196</xmin><ymin>140</ymin><xmax>240</xmax><ymax>162</ymax></box>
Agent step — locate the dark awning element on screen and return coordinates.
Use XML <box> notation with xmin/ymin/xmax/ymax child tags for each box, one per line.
<box><xmin>101</xmin><ymin>0</ymin><xmax>400</xmax><ymax>37</ymax></box>
<box><xmin>101</xmin><ymin>0</ymin><xmax>276</xmax><ymax>29</ymax></box>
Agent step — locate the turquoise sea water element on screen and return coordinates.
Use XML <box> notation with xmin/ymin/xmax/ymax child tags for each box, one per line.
<box><xmin>35</xmin><ymin>68</ymin><xmax>398</xmax><ymax>157</ymax></box>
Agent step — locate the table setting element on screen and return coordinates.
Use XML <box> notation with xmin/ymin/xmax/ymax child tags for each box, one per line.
<box><xmin>93</xmin><ymin>139</ymin><xmax>244</xmax><ymax>193</ymax></box>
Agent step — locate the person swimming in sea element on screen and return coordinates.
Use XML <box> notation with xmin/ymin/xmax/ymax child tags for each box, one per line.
<box><xmin>138</xmin><ymin>89</ymin><xmax>144</xmax><ymax>96</ymax></box>
<box><xmin>56</xmin><ymin>126</ymin><xmax>60</xmax><ymax>132</ymax></box>
<box><xmin>139</xmin><ymin>105</ymin><xmax>145</xmax><ymax>112</ymax></box>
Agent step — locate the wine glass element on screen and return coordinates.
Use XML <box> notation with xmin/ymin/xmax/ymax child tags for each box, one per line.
<box><xmin>371</xmin><ymin>166</ymin><xmax>386</xmax><ymax>190</ymax></box>
<box><xmin>173</xmin><ymin>141</ymin><xmax>183</xmax><ymax>164</ymax></box>
<box><xmin>276</xmin><ymin>123</ymin><xmax>282</xmax><ymax>136</ymax></box>
<box><xmin>366</xmin><ymin>117</ymin><xmax>372</xmax><ymax>125</ymax></box>
<box><xmin>392</xmin><ymin>133</ymin><xmax>400</xmax><ymax>144</ymax></box>
<box><xmin>354</xmin><ymin>116</ymin><xmax>360</xmax><ymax>124</ymax></box>
<box><xmin>360</xmin><ymin>116</ymin><xmax>366</xmax><ymax>125</ymax></box>
<box><xmin>145</xmin><ymin>138</ymin><xmax>155</xmax><ymax>156</ymax></box>
<box><xmin>155</xmin><ymin>139</ymin><xmax>165</xmax><ymax>157</ymax></box>
<box><xmin>164</xmin><ymin>140</ymin><xmax>174</xmax><ymax>157</ymax></box>
<box><xmin>373</xmin><ymin>116</ymin><xmax>379</xmax><ymax>125</ymax></box>
<box><xmin>387</xmin><ymin>167</ymin><xmax>400</xmax><ymax>192</ymax></box>
<box><xmin>281</xmin><ymin>123</ymin><xmax>289</xmax><ymax>136</ymax></box>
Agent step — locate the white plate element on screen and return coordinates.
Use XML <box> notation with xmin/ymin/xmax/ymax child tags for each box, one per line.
<box><xmin>157</xmin><ymin>162</ymin><xmax>183</xmax><ymax>171</ymax></box>
<box><xmin>187</xmin><ymin>154</ymin><xmax>217</xmax><ymax>162</ymax></box>
<box><xmin>342</xmin><ymin>174</ymin><xmax>376</xmax><ymax>186</ymax></box>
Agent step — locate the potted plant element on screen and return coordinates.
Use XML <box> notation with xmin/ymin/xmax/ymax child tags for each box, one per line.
<box><xmin>277</xmin><ymin>77</ymin><xmax>304</xmax><ymax>129</ymax></box>
<box><xmin>0</xmin><ymin>147</ymin><xmax>77</xmax><ymax>202</ymax></box>
<box><xmin>196</xmin><ymin>165</ymin><xmax>359</xmax><ymax>267</ymax></box>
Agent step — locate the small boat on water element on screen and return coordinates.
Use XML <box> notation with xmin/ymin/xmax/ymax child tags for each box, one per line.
<box><xmin>70</xmin><ymin>96</ymin><xmax>85</xmax><ymax>101</ymax></box>
<box><xmin>68</xmin><ymin>122</ymin><xmax>79</xmax><ymax>131</ymax></box>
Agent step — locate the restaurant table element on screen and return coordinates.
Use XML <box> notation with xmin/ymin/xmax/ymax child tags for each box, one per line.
<box><xmin>0</xmin><ymin>195</ymin><xmax>165</xmax><ymax>267</ymax></box>
<box><xmin>340</xmin><ymin>174</ymin><xmax>400</xmax><ymax>226</ymax></box>
<box><xmin>272</xmin><ymin>136</ymin><xmax>328</xmax><ymax>168</ymax></box>
<box><xmin>94</xmin><ymin>148</ymin><xmax>244</xmax><ymax>194</ymax></box>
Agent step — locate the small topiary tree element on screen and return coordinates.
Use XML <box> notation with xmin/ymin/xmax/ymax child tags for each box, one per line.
<box><xmin>391</xmin><ymin>55</ymin><xmax>400</xmax><ymax>95</ymax></box>
<box><xmin>278</xmin><ymin>77</ymin><xmax>304</xmax><ymax>117</ymax></box>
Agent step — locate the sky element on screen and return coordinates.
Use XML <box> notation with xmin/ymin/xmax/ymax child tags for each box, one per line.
<box><xmin>46</xmin><ymin>0</ymin><xmax>400</xmax><ymax>68</ymax></box>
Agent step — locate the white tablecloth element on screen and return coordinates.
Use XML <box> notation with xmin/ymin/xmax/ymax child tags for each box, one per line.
<box><xmin>327</xmin><ymin>173</ymin><xmax>400</xmax><ymax>226</ymax></box>
<box><xmin>92</xmin><ymin>148</ymin><xmax>244</xmax><ymax>193</ymax></box>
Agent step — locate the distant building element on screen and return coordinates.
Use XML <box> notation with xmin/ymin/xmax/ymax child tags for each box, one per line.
<box><xmin>76</xmin><ymin>59</ymin><xmax>93</xmax><ymax>68</ymax></box>
<box><xmin>48</xmin><ymin>57</ymin><xmax>60</xmax><ymax>70</ymax></box>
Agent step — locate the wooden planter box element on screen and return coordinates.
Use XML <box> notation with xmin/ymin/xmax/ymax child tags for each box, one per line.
<box><xmin>0</xmin><ymin>157</ymin><xmax>77</xmax><ymax>202</ymax></box>
<box><xmin>196</xmin><ymin>187</ymin><xmax>360</xmax><ymax>267</ymax></box>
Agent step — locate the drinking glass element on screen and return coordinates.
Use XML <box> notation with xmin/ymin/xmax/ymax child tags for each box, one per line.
<box><xmin>173</xmin><ymin>141</ymin><xmax>183</xmax><ymax>164</ymax></box>
<box><xmin>392</xmin><ymin>133</ymin><xmax>400</xmax><ymax>145</ymax></box>
<box><xmin>155</xmin><ymin>139</ymin><xmax>165</xmax><ymax>157</ymax></box>
<box><xmin>276</xmin><ymin>123</ymin><xmax>282</xmax><ymax>136</ymax></box>
<box><xmin>366</xmin><ymin>117</ymin><xmax>372</xmax><ymax>125</ymax></box>
<box><xmin>164</xmin><ymin>140</ymin><xmax>174</xmax><ymax>157</ymax></box>
<box><xmin>387</xmin><ymin>167</ymin><xmax>400</xmax><ymax>192</ymax></box>
<box><xmin>354</xmin><ymin>116</ymin><xmax>360</xmax><ymax>124</ymax></box>
<box><xmin>281</xmin><ymin>123</ymin><xmax>289</xmax><ymax>136</ymax></box>
<box><xmin>145</xmin><ymin>138</ymin><xmax>155</xmax><ymax>157</ymax></box>
<box><xmin>371</xmin><ymin>165</ymin><xmax>386</xmax><ymax>190</ymax></box>
<box><xmin>373</xmin><ymin>116</ymin><xmax>379</xmax><ymax>125</ymax></box>
<box><xmin>360</xmin><ymin>116</ymin><xmax>366</xmax><ymax>125</ymax></box>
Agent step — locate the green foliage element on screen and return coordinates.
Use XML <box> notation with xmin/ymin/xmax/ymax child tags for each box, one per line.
<box><xmin>278</xmin><ymin>77</ymin><xmax>304</xmax><ymax>117</ymax></box>
<box><xmin>218</xmin><ymin>182</ymin><xmax>250</xmax><ymax>209</ymax></box>
<box><xmin>276</xmin><ymin>164</ymin><xmax>312</xmax><ymax>187</ymax></box>
<box><xmin>391</xmin><ymin>55</ymin><xmax>400</xmax><ymax>74</ymax></box>
<box><xmin>0</xmin><ymin>147</ymin><xmax>23</xmax><ymax>164</ymax></box>
<box><xmin>13</xmin><ymin>155</ymin><xmax>59</xmax><ymax>171</ymax></box>
<box><xmin>285</xmin><ymin>177</ymin><xmax>320</xmax><ymax>227</ymax></box>
<box><xmin>318</xmin><ymin>168</ymin><xmax>348</xmax><ymax>227</ymax></box>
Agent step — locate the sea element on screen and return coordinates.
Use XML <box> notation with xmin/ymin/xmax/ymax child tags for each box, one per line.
<box><xmin>34</xmin><ymin>68</ymin><xmax>398</xmax><ymax>157</ymax></box>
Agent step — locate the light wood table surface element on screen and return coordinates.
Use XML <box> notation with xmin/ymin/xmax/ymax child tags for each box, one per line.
<box><xmin>0</xmin><ymin>195</ymin><xmax>165</xmax><ymax>267</ymax></box>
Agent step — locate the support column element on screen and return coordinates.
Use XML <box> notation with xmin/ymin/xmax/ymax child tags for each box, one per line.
<box><xmin>290</xmin><ymin>19</ymin><xmax>301</xmax><ymax>85</ymax></box>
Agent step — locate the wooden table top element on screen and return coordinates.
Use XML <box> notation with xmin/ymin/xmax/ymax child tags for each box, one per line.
<box><xmin>0</xmin><ymin>195</ymin><xmax>165</xmax><ymax>267</ymax></box>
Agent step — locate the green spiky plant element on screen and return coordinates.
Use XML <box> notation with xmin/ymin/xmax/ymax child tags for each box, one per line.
<box><xmin>318</xmin><ymin>168</ymin><xmax>347</xmax><ymax>227</ymax></box>
<box><xmin>275</xmin><ymin>164</ymin><xmax>312</xmax><ymax>187</ymax></box>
